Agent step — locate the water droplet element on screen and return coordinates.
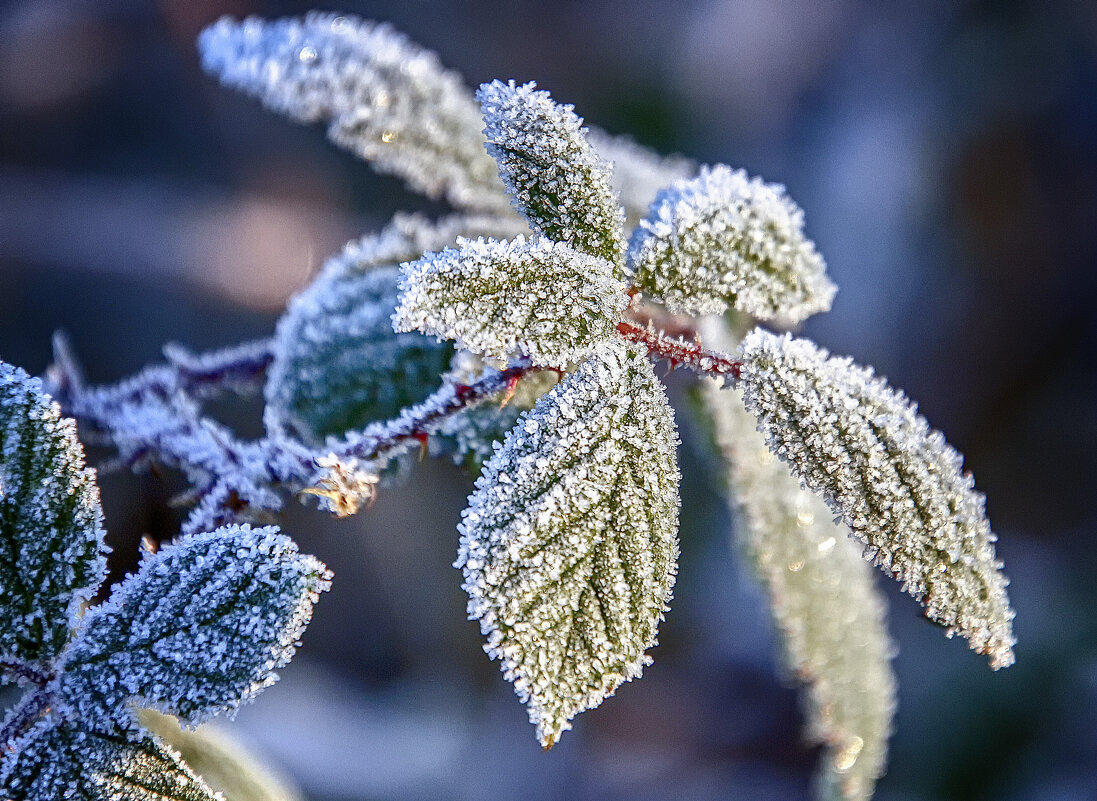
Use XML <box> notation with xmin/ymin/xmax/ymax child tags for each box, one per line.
<box><xmin>796</xmin><ymin>510</ymin><xmax>814</xmax><ymax>528</ymax></box>
<box><xmin>298</xmin><ymin>45</ymin><xmax>318</xmax><ymax>64</ymax></box>
<box><xmin>381</xmin><ymin>130</ymin><xmax>397</xmax><ymax>143</ymax></box>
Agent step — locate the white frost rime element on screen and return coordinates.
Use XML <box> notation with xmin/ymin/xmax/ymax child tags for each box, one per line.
<box><xmin>394</xmin><ymin>234</ymin><xmax>628</xmax><ymax>368</ymax></box>
<box><xmin>457</xmin><ymin>341</ymin><xmax>680</xmax><ymax>747</ymax></box>
<box><xmin>737</xmin><ymin>329</ymin><xmax>1015</xmax><ymax>669</ymax></box>
<box><xmin>199</xmin><ymin>14</ymin><xmax>509</xmax><ymax>212</ymax></box>
<box><xmin>0</xmin><ymin>361</ymin><xmax>107</xmax><ymax>665</ymax></box>
<box><xmin>1</xmin><ymin>716</ymin><xmax>220</xmax><ymax>801</ymax></box>
<box><xmin>57</xmin><ymin>525</ymin><xmax>332</xmax><ymax>728</ymax></box>
<box><xmin>628</xmin><ymin>164</ymin><xmax>835</xmax><ymax>321</ymax></box>
<box><xmin>479</xmin><ymin>80</ymin><xmax>626</xmax><ymax>266</ymax></box>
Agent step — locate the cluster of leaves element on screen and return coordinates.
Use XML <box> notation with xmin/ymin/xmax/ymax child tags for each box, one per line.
<box><xmin>1</xmin><ymin>363</ymin><xmax>330</xmax><ymax>800</ymax></box>
<box><xmin>2</xmin><ymin>11</ymin><xmax>1017</xmax><ymax>801</ymax></box>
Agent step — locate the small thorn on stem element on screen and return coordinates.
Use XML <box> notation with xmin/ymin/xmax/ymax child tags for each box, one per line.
<box><xmin>413</xmin><ymin>431</ymin><xmax>430</xmax><ymax>460</ymax></box>
<box><xmin>498</xmin><ymin>375</ymin><xmax>520</xmax><ymax>409</ymax></box>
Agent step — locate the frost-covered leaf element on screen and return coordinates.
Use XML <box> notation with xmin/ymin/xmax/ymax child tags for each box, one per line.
<box><xmin>57</xmin><ymin>525</ymin><xmax>331</xmax><ymax>727</ymax></box>
<box><xmin>699</xmin><ymin>322</ymin><xmax>894</xmax><ymax>801</ymax></box>
<box><xmin>1</xmin><ymin>717</ymin><xmax>219</xmax><ymax>801</ymax></box>
<box><xmin>479</xmin><ymin>80</ymin><xmax>626</xmax><ymax>266</ymax></box>
<box><xmin>456</xmin><ymin>341</ymin><xmax>680</xmax><ymax>746</ymax></box>
<box><xmin>199</xmin><ymin>14</ymin><xmax>509</xmax><ymax>212</ymax></box>
<box><xmin>393</xmin><ymin>234</ymin><xmax>628</xmax><ymax>368</ymax></box>
<box><xmin>737</xmin><ymin>329</ymin><xmax>1015</xmax><ymax>668</ymax></box>
<box><xmin>139</xmin><ymin>710</ymin><xmax>301</xmax><ymax>801</ymax></box>
<box><xmin>586</xmin><ymin>128</ymin><xmax>695</xmax><ymax>228</ymax></box>
<box><xmin>629</xmin><ymin>164</ymin><xmax>835</xmax><ymax>321</ymax></box>
<box><xmin>266</xmin><ymin>213</ymin><xmax>526</xmax><ymax>442</ymax></box>
<box><xmin>266</xmin><ymin>264</ymin><xmax>452</xmax><ymax>442</ymax></box>
<box><xmin>0</xmin><ymin>361</ymin><xmax>107</xmax><ymax>665</ymax></box>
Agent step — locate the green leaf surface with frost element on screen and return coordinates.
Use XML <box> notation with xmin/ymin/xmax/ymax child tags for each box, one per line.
<box><xmin>700</xmin><ymin>319</ymin><xmax>895</xmax><ymax>801</ymax></box>
<box><xmin>737</xmin><ymin>328</ymin><xmax>1015</xmax><ymax>669</ymax></box>
<box><xmin>0</xmin><ymin>360</ymin><xmax>107</xmax><ymax>665</ymax></box>
<box><xmin>0</xmin><ymin>718</ymin><xmax>220</xmax><ymax>801</ymax></box>
<box><xmin>628</xmin><ymin>164</ymin><xmax>834</xmax><ymax>321</ymax></box>
<box><xmin>456</xmin><ymin>341</ymin><xmax>680</xmax><ymax>746</ymax></box>
<box><xmin>479</xmin><ymin>80</ymin><xmax>626</xmax><ymax>266</ymax></box>
<box><xmin>266</xmin><ymin>214</ymin><xmax>525</xmax><ymax>441</ymax></box>
<box><xmin>394</xmin><ymin>234</ymin><xmax>627</xmax><ymax>369</ymax></box>
<box><xmin>57</xmin><ymin>526</ymin><xmax>331</xmax><ymax>728</ymax></box>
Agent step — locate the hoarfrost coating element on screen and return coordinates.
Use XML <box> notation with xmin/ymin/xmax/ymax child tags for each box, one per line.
<box><xmin>457</xmin><ymin>341</ymin><xmax>680</xmax><ymax>747</ymax></box>
<box><xmin>737</xmin><ymin>329</ymin><xmax>1015</xmax><ymax>668</ymax></box>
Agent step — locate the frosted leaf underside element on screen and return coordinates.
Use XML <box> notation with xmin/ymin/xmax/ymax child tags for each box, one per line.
<box><xmin>393</xmin><ymin>235</ymin><xmax>628</xmax><ymax>368</ymax></box>
<box><xmin>737</xmin><ymin>329</ymin><xmax>1015</xmax><ymax>669</ymax></box>
<box><xmin>58</xmin><ymin>526</ymin><xmax>331</xmax><ymax>727</ymax></box>
<box><xmin>0</xmin><ymin>361</ymin><xmax>107</xmax><ymax>665</ymax></box>
<box><xmin>199</xmin><ymin>13</ymin><xmax>508</xmax><ymax>212</ymax></box>
<box><xmin>456</xmin><ymin>341</ymin><xmax>680</xmax><ymax>746</ymax></box>
<box><xmin>0</xmin><ymin>718</ymin><xmax>219</xmax><ymax>801</ymax></box>
<box><xmin>265</xmin><ymin>214</ymin><xmax>523</xmax><ymax>441</ymax></box>
<box><xmin>479</xmin><ymin>80</ymin><xmax>626</xmax><ymax>266</ymax></box>
<box><xmin>628</xmin><ymin>165</ymin><xmax>835</xmax><ymax>321</ymax></box>
<box><xmin>700</xmin><ymin>326</ymin><xmax>894</xmax><ymax>801</ymax></box>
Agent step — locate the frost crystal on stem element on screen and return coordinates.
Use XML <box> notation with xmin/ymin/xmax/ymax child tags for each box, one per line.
<box><xmin>629</xmin><ymin>164</ymin><xmax>835</xmax><ymax>321</ymax></box>
<box><xmin>457</xmin><ymin>341</ymin><xmax>680</xmax><ymax>747</ymax></box>
<box><xmin>479</xmin><ymin>80</ymin><xmax>626</xmax><ymax>267</ymax></box>
<box><xmin>394</xmin><ymin>234</ymin><xmax>628</xmax><ymax>368</ymax></box>
<box><xmin>737</xmin><ymin>329</ymin><xmax>1015</xmax><ymax>668</ymax></box>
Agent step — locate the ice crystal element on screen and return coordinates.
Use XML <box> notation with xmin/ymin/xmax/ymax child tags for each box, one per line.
<box><xmin>393</xmin><ymin>234</ymin><xmax>628</xmax><ymax>369</ymax></box>
<box><xmin>456</xmin><ymin>341</ymin><xmax>680</xmax><ymax>746</ymax></box>
<box><xmin>0</xmin><ymin>361</ymin><xmax>107</xmax><ymax>665</ymax></box>
<box><xmin>700</xmin><ymin>320</ymin><xmax>894</xmax><ymax>801</ymax></box>
<box><xmin>57</xmin><ymin>525</ymin><xmax>332</xmax><ymax>727</ymax></box>
<box><xmin>199</xmin><ymin>13</ymin><xmax>509</xmax><ymax>212</ymax></box>
<box><xmin>737</xmin><ymin>329</ymin><xmax>1015</xmax><ymax>668</ymax></box>
<box><xmin>1</xmin><ymin>716</ymin><xmax>219</xmax><ymax>801</ymax></box>
<box><xmin>629</xmin><ymin>164</ymin><xmax>835</xmax><ymax>321</ymax></box>
<box><xmin>479</xmin><ymin>80</ymin><xmax>626</xmax><ymax>267</ymax></box>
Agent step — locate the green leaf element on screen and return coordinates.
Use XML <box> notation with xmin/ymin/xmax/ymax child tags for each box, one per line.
<box><xmin>628</xmin><ymin>164</ymin><xmax>835</xmax><ymax>321</ymax></box>
<box><xmin>737</xmin><ymin>329</ymin><xmax>1015</xmax><ymax>669</ymax></box>
<box><xmin>394</xmin><ymin>234</ymin><xmax>628</xmax><ymax>369</ymax></box>
<box><xmin>700</xmin><ymin>323</ymin><xmax>894</xmax><ymax>801</ymax></box>
<box><xmin>456</xmin><ymin>341</ymin><xmax>680</xmax><ymax>746</ymax></box>
<box><xmin>57</xmin><ymin>526</ymin><xmax>331</xmax><ymax>727</ymax></box>
<box><xmin>0</xmin><ymin>360</ymin><xmax>107</xmax><ymax>665</ymax></box>
<box><xmin>479</xmin><ymin>80</ymin><xmax>626</xmax><ymax>266</ymax></box>
<box><xmin>1</xmin><ymin>717</ymin><xmax>220</xmax><ymax>801</ymax></box>
<box><xmin>266</xmin><ymin>214</ymin><xmax>525</xmax><ymax>441</ymax></box>
<box><xmin>199</xmin><ymin>14</ymin><xmax>510</xmax><ymax>213</ymax></box>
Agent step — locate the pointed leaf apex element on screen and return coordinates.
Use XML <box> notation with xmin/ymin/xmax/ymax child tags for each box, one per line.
<box><xmin>478</xmin><ymin>80</ymin><xmax>625</xmax><ymax>265</ymax></box>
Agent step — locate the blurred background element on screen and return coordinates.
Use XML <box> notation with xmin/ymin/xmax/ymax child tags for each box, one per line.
<box><xmin>2</xmin><ymin>1</ymin><xmax>1096</xmax><ymax>799</ymax></box>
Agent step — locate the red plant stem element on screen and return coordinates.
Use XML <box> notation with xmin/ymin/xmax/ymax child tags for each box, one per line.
<box><xmin>616</xmin><ymin>320</ymin><xmax>741</xmax><ymax>381</ymax></box>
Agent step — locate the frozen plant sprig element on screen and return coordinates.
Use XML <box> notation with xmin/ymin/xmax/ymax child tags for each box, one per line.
<box><xmin>0</xmin><ymin>361</ymin><xmax>331</xmax><ymax>799</ymax></box>
<box><xmin>5</xmin><ymin>14</ymin><xmax>1019</xmax><ymax>800</ymax></box>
